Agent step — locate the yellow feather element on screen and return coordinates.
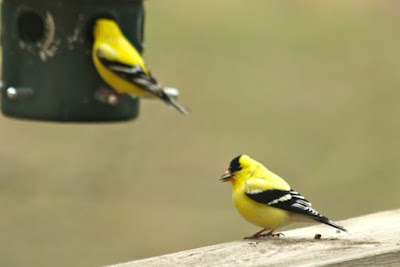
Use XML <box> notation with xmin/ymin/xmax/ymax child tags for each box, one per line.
<box><xmin>233</xmin><ymin>187</ymin><xmax>291</xmax><ymax>230</ymax></box>
<box><xmin>231</xmin><ymin>155</ymin><xmax>290</xmax><ymax>192</ymax></box>
<box><xmin>230</xmin><ymin>156</ymin><xmax>291</xmax><ymax>230</ymax></box>
<box><xmin>92</xmin><ymin>19</ymin><xmax>149</xmax><ymax>96</ymax></box>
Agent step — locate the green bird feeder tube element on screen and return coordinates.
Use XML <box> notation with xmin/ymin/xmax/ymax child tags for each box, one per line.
<box><xmin>1</xmin><ymin>0</ymin><xmax>145</xmax><ymax>122</ymax></box>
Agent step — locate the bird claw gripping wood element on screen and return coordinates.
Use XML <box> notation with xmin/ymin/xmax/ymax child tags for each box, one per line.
<box><xmin>261</xmin><ymin>232</ymin><xmax>285</xmax><ymax>238</ymax></box>
<box><xmin>244</xmin><ymin>229</ymin><xmax>285</xmax><ymax>239</ymax></box>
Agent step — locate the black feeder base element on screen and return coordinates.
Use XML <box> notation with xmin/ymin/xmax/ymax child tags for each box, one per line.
<box><xmin>1</xmin><ymin>0</ymin><xmax>145</xmax><ymax>122</ymax></box>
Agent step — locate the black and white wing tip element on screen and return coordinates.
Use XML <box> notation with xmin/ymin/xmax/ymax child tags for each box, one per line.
<box><xmin>245</xmin><ymin>189</ymin><xmax>347</xmax><ymax>232</ymax></box>
<box><xmin>289</xmin><ymin>190</ymin><xmax>348</xmax><ymax>232</ymax></box>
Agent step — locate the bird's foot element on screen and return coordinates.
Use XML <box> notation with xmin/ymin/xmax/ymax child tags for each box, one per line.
<box><xmin>244</xmin><ymin>228</ymin><xmax>271</xmax><ymax>239</ymax></box>
<box><xmin>244</xmin><ymin>235</ymin><xmax>262</xmax><ymax>240</ymax></box>
<box><xmin>260</xmin><ymin>232</ymin><xmax>285</xmax><ymax>238</ymax></box>
<box><xmin>243</xmin><ymin>235</ymin><xmax>261</xmax><ymax>240</ymax></box>
<box><xmin>244</xmin><ymin>229</ymin><xmax>284</xmax><ymax>239</ymax></box>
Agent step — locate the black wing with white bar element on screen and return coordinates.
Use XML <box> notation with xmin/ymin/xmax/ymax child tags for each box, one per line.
<box><xmin>96</xmin><ymin>50</ymin><xmax>161</xmax><ymax>96</ymax></box>
<box><xmin>245</xmin><ymin>189</ymin><xmax>347</xmax><ymax>232</ymax></box>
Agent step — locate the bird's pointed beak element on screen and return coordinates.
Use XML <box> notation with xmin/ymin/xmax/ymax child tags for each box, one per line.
<box><xmin>220</xmin><ymin>171</ymin><xmax>234</xmax><ymax>182</ymax></box>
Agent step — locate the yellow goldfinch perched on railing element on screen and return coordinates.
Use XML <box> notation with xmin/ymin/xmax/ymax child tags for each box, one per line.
<box><xmin>220</xmin><ymin>155</ymin><xmax>347</xmax><ymax>239</ymax></box>
<box><xmin>92</xmin><ymin>18</ymin><xmax>188</xmax><ymax>114</ymax></box>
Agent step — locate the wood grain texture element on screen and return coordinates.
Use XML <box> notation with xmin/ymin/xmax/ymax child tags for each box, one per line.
<box><xmin>110</xmin><ymin>209</ymin><xmax>400</xmax><ymax>267</ymax></box>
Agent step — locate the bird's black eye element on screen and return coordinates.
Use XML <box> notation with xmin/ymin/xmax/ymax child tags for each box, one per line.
<box><xmin>228</xmin><ymin>155</ymin><xmax>242</xmax><ymax>172</ymax></box>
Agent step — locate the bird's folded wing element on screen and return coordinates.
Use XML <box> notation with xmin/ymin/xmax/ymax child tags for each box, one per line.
<box><xmin>244</xmin><ymin>179</ymin><xmax>322</xmax><ymax>218</ymax></box>
<box><xmin>96</xmin><ymin>45</ymin><xmax>160</xmax><ymax>95</ymax></box>
<box><xmin>244</xmin><ymin>178</ymin><xmax>347</xmax><ymax>232</ymax></box>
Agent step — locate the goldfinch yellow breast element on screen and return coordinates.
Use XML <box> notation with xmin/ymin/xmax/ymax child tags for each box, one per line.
<box><xmin>220</xmin><ymin>155</ymin><xmax>347</xmax><ymax>239</ymax></box>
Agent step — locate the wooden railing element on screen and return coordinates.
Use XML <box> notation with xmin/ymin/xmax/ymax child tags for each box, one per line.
<box><xmin>109</xmin><ymin>209</ymin><xmax>400</xmax><ymax>266</ymax></box>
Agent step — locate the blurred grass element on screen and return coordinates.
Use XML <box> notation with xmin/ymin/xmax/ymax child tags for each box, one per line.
<box><xmin>1</xmin><ymin>1</ymin><xmax>400</xmax><ymax>266</ymax></box>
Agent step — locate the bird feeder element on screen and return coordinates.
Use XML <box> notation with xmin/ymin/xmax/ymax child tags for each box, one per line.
<box><xmin>1</xmin><ymin>0</ymin><xmax>145</xmax><ymax>122</ymax></box>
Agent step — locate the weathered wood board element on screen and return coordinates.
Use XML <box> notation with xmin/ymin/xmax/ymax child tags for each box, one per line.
<box><xmin>110</xmin><ymin>209</ymin><xmax>400</xmax><ymax>267</ymax></box>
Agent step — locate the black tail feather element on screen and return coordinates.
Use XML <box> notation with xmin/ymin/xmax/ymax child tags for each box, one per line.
<box><xmin>314</xmin><ymin>216</ymin><xmax>347</xmax><ymax>232</ymax></box>
<box><xmin>159</xmin><ymin>90</ymin><xmax>189</xmax><ymax>115</ymax></box>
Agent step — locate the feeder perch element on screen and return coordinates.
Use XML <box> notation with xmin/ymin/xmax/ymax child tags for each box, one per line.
<box><xmin>1</xmin><ymin>0</ymin><xmax>145</xmax><ymax>122</ymax></box>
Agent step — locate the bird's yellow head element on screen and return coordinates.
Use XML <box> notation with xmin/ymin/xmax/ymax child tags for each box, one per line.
<box><xmin>93</xmin><ymin>18</ymin><xmax>123</xmax><ymax>40</ymax></box>
<box><xmin>220</xmin><ymin>155</ymin><xmax>261</xmax><ymax>185</ymax></box>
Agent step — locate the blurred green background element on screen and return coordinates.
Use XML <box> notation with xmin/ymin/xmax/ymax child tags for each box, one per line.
<box><xmin>1</xmin><ymin>0</ymin><xmax>400</xmax><ymax>266</ymax></box>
